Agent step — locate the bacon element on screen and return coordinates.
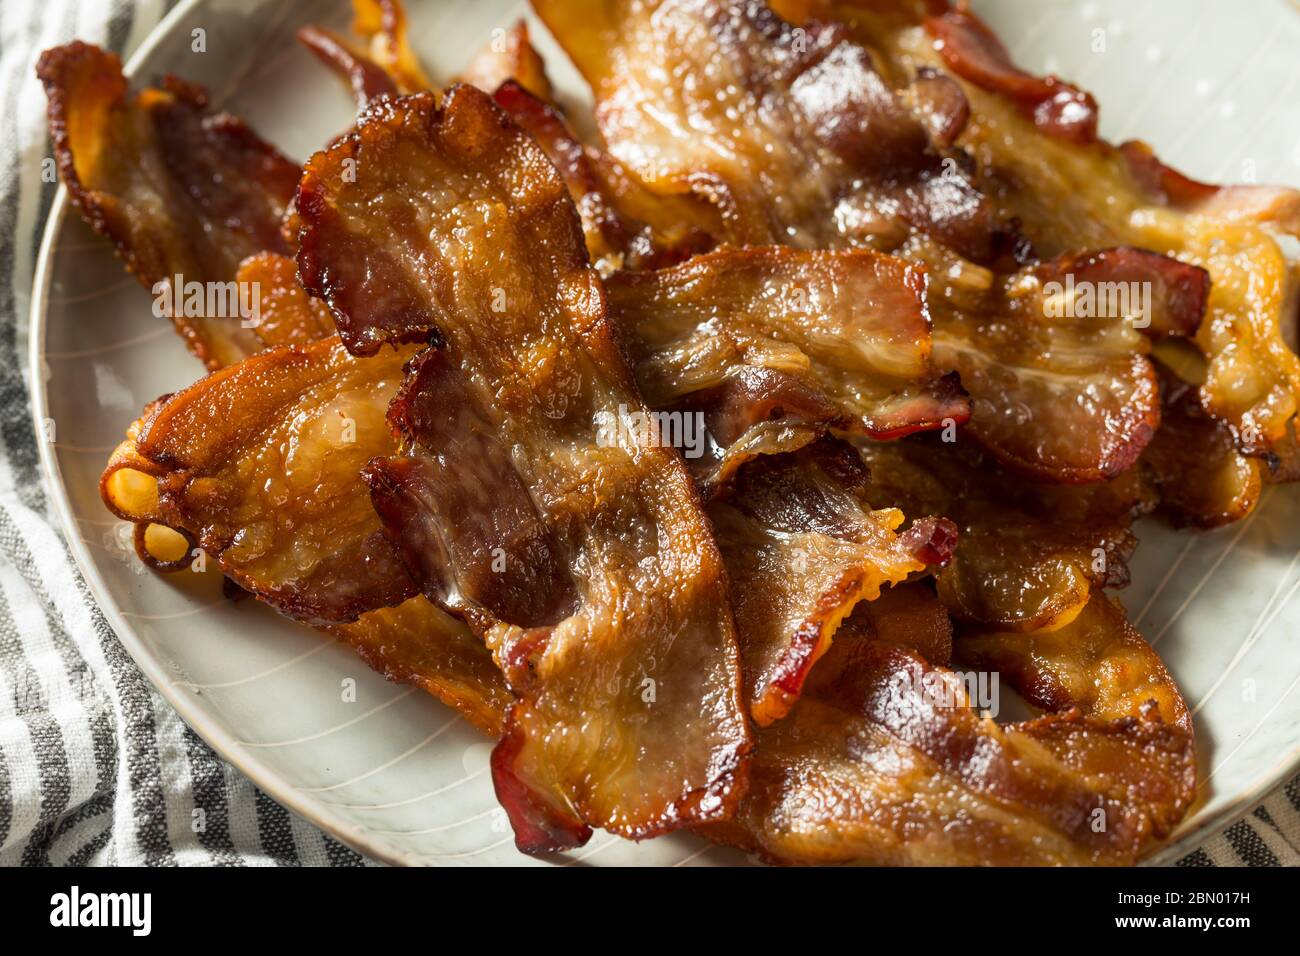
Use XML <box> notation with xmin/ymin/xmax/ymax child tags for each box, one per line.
<box><xmin>460</xmin><ymin>20</ymin><xmax>554</xmax><ymax>103</ymax></box>
<box><xmin>235</xmin><ymin>252</ymin><xmax>336</xmax><ymax>349</ymax></box>
<box><xmin>533</xmin><ymin>0</ymin><xmax>999</xmax><ymax>262</ymax></box>
<box><xmin>924</xmin><ymin>6</ymin><xmax>1098</xmax><ymax>144</ymax></box>
<box><xmin>101</xmin><ymin>337</ymin><xmax>419</xmax><ymax>624</ymax></box>
<box><xmin>711</xmin><ymin>439</ymin><xmax>955</xmax><ymax>725</ymax></box>
<box><xmin>923</xmin><ymin>244</ymin><xmax>1208</xmax><ymax>482</ymax></box>
<box><xmin>825</xmin><ymin>1</ymin><xmax>1300</xmax><ymax>466</ymax></box>
<box><xmin>605</xmin><ymin>246</ymin><xmax>970</xmax><ymax>490</ymax></box>
<box><xmin>298</xmin><ymin>25</ymin><xmax>402</xmax><ymax>111</ymax></box>
<box><xmin>296</xmin><ymin>86</ymin><xmax>752</xmax><ymax>852</ymax></box>
<box><xmin>490</xmin><ymin>81</ymin><xmax>719</xmax><ymax>273</ymax></box>
<box><xmin>957</xmin><ymin>594</ymin><xmax>1190</xmax><ymax>730</ymax></box>
<box><xmin>347</xmin><ymin>0</ymin><xmax>431</xmax><ymax>93</ymax></box>
<box><xmin>708</xmin><ymin>591</ymin><xmax>1195</xmax><ymax>865</ymax></box>
<box><xmin>857</xmin><ymin>437</ymin><xmax>1153</xmax><ymax>631</ymax></box>
<box><xmin>329</xmin><ymin>597</ymin><xmax>511</xmax><ymax>737</ymax></box>
<box><xmin>37</xmin><ymin>42</ymin><xmax>300</xmax><ymax>369</ymax></box>
<box><xmin>1145</xmin><ymin>361</ymin><xmax>1262</xmax><ymax>527</ymax></box>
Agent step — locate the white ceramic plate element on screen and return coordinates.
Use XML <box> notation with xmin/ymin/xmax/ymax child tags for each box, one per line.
<box><xmin>30</xmin><ymin>0</ymin><xmax>1300</xmax><ymax>866</ymax></box>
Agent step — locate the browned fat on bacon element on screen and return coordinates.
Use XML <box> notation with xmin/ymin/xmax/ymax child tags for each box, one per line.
<box><xmin>813</xmin><ymin>0</ymin><xmax>1300</xmax><ymax>469</ymax></box>
<box><xmin>857</xmin><ymin>436</ymin><xmax>1153</xmax><ymax>632</ymax></box>
<box><xmin>296</xmin><ymin>85</ymin><xmax>752</xmax><ymax>853</ymax></box>
<box><xmin>532</xmin><ymin>0</ymin><xmax>1000</xmax><ymax>261</ymax></box>
<box><xmin>37</xmin><ymin>42</ymin><xmax>299</xmax><ymax>370</ymax></box>
<box><xmin>710</xmin><ymin>438</ymin><xmax>956</xmax><ymax>725</ymax></box>
<box><xmin>490</xmin><ymin>80</ymin><xmax>719</xmax><ymax>273</ymax></box>
<box><xmin>605</xmin><ymin>246</ymin><xmax>970</xmax><ymax>491</ymax></box>
<box><xmin>101</xmin><ymin>337</ymin><xmax>420</xmax><ymax>624</ymax></box>
<box><xmin>709</xmin><ymin>589</ymin><xmax>1195</xmax><ymax>865</ymax></box>
<box><xmin>920</xmin><ymin>242</ymin><xmax>1209</xmax><ymax>482</ymax></box>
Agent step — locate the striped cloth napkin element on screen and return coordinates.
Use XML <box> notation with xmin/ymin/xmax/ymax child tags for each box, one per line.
<box><xmin>0</xmin><ymin>0</ymin><xmax>1296</xmax><ymax>867</ymax></box>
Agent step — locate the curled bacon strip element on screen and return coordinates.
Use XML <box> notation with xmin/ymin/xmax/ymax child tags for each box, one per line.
<box><xmin>461</xmin><ymin>20</ymin><xmax>554</xmax><ymax>103</ymax></box>
<box><xmin>491</xmin><ymin>81</ymin><xmax>718</xmax><ymax>273</ymax></box>
<box><xmin>710</xmin><ymin>589</ymin><xmax>1194</xmax><ymax>865</ymax></box>
<box><xmin>235</xmin><ymin>252</ymin><xmax>336</xmax><ymax>349</ymax></box>
<box><xmin>37</xmin><ymin>42</ymin><xmax>299</xmax><ymax>370</ymax></box>
<box><xmin>921</xmin><ymin>242</ymin><xmax>1208</xmax><ymax>482</ymax></box>
<box><xmin>606</xmin><ymin>246</ymin><xmax>970</xmax><ymax>490</ymax></box>
<box><xmin>534</xmin><ymin>0</ymin><xmax>999</xmax><ymax>261</ymax></box>
<box><xmin>925</xmin><ymin>5</ymin><xmax>1098</xmax><ymax>144</ymax></box>
<box><xmin>101</xmin><ymin>337</ymin><xmax>419</xmax><ymax>624</ymax></box>
<box><xmin>836</xmin><ymin>0</ymin><xmax>1300</xmax><ymax>468</ymax></box>
<box><xmin>1145</xmin><ymin>361</ymin><xmax>1262</xmax><ymax>527</ymax></box>
<box><xmin>858</xmin><ymin>437</ymin><xmax>1153</xmax><ymax>631</ymax></box>
<box><xmin>296</xmin><ymin>86</ymin><xmax>752</xmax><ymax>852</ymax></box>
<box><xmin>711</xmin><ymin>439</ymin><xmax>956</xmax><ymax>724</ymax></box>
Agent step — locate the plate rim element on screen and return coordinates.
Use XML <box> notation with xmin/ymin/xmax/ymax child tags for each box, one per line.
<box><xmin>25</xmin><ymin>0</ymin><xmax>1300</xmax><ymax>868</ymax></box>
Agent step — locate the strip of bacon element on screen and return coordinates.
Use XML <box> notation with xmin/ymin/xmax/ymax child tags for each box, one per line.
<box><xmin>825</xmin><ymin>0</ymin><xmax>1300</xmax><ymax>471</ymax></box>
<box><xmin>460</xmin><ymin>20</ymin><xmax>554</xmax><ymax>103</ymax></box>
<box><xmin>490</xmin><ymin>81</ymin><xmax>718</xmax><ymax>273</ymax></box>
<box><xmin>920</xmin><ymin>242</ymin><xmax>1209</xmax><ymax>482</ymax></box>
<box><xmin>532</xmin><ymin>0</ymin><xmax>1000</xmax><ymax>261</ymax></box>
<box><xmin>1145</xmin><ymin>361</ymin><xmax>1263</xmax><ymax>528</ymax></box>
<box><xmin>710</xmin><ymin>438</ymin><xmax>956</xmax><ymax>724</ymax></box>
<box><xmin>235</xmin><ymin>252</ymin><xmax>336</xmax><ymax>349</ymax></box>
<box><xmin>296</xmin><ymin>86</ymin><xmax>752</xmax><ymax>852</ymax></box>
<box><xmin>37</xmin><ymin>42</ymin><xmax>299</xmax><ymax>370</ymax></box>
<box><xmin>925</xmin><ymin>5</ymin><xmax>1098</xmax><ymax>144</ymax></box>
<box><xmin>708</xmin><ymin>589</ymin><xmax>1195</xmax><ymax>864</ymax></box>
<box><xmin>102</xmin><ymin>337</ymin><xmax>419</xmax><ymax>624</ymax></box>
<box><xmin>857</xmin><ymin>436</ymin><xmax>1153</xmax><ymax>632</ymax></box>
<box><xmin>605</xmin><ymin>246</ymin><xmax>970</xmax><ymax>491</ymax></box>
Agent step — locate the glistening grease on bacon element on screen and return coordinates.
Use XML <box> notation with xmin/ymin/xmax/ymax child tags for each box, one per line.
<box><xmin>708</xmin><ymin>588</ymin><xmax>1195</xmax><ymax>865</ymax></box>
<box><xmin>37</xmin><ymin>42</ymin><xmax>299</xmax><ymax>370</ymax></box>
<box><xmin>533</xmin><ymin>0</ymin><xmax>1000</xmax><ymax>261</ymax></box>
<box><xmin>919</xmin><ymin>242</ymin><xmax>1209</xmax><ymax>482</ymax></box>
<box><xmin>605</xmin><ymin>246</ymin><xmax>970</xmax><ymax>491</ymax></box>
<box><xmin>823</xmin><ymin>0</ymin><xmax>1300</xmax><ymax>472</ymax></box>
<box><xmin>490</xmin><ymin>81</ymin><xmax>719</xmax><ymax>273</ymax></box>
<box><xmin>101</xmin><ymin>337</ymin><xmax>420</xmax><ymax>624</ymax></box>
<box><xmin>295</xmin><ymin>86</ymin><xmax>752</xmax><ymax>852</ymax></box>
<box><xmin>857</xmin><ymin>437</ymin><xmax>1153</xmax><ymax>632</ymax></box>
<box><xmin>711</xmin><ymin>438</ymin><xmax>957</xmax><ymax>724</ymax></box>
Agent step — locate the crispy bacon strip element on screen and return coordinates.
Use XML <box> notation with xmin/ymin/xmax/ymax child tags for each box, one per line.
<box><xmin>37</xmin><ymin>42</ymin><xmax>299</xmax><ymax>370</ymax></box>
<box><xmin>825</xmin><ymin>0</ymin><xmax>1300</xmax><ymax>466</ymax></box>
<box><xmin>533</xmin><ymin>0</ymin><xmax>999</xmax><ymax>261</ymax></box>
<box><xmin>460</xmin><ymin>20</ymin><xmax>554</xmax><ymax>103</ymax></box>
<box><xmin>711</xmin><ymin>439</ymin><xmax>956</xmax><ymax>724</ymax></box>
<box><xmin>921</xmin><ymin>243</ymin><xmax>1208</xmax><ymax>482</ymax></box>
<box><xmin>298</xmin><ymin>25</ymin><xmax>401</xmax><ymax>111</ymax></box>
<box><xmin>925</xmin><ymin>5</ymin><xmax>1097</xmax><ymax>144</ymax></box>
<box><xmin>709</xmin><ymin>590</ymin><xmax>1195</xmax><ymax>865</ymax></box>
<box><xmin>957</xmin><ymin>594</ymin><xmax>1190</xmax><ymax>730</ymax></box>
<box><xmin>101</xmin><ymin>337</ymin><xmax>419</xmax><ymax>624</ymax></box>
<box><xmin>329</xmin><ymin>597</ymin><xmax>511</xmax><ymax>737</ymax></box>
<box><xmin>491</xmin><ymin>81</ymin><xmax>718</xmax><ymax>273</ymax></box>
<box><xmin>236</xmin><ymin>252</ymin><xmax>336</xmax><ymax>349</ymax></box>
<box><xmin>605</xmin><ymin>246</ymin><xmax>970</xmax><ymax>491</ymax></box>
<box><xmin>349</xmin><ymin>0</ymin><xmax>431</xmax><ymax>93</ymax></box>
<box><xmin>1145</xmin><ymin>361</ymin><xmax>1262</xmax><ymax>527</ymax></box>
<box><xmin>296</xmin><ymin>86</ymin><xmax>752</xmax><ymax>852</ymax></box>
<box><xmin>857</xmin><ymin>437</ymin><xmax>1153</xmax><ymax>631</ymax></box>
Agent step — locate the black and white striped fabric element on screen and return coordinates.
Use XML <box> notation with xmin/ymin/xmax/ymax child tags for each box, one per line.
<box><xmin>0</xmin><ymin>0</ymin><xmax>1296</xmax><ymax>868</ymax></box>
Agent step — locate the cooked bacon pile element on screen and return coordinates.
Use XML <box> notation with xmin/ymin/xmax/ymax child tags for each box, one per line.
<box><xmin>42</xmin><ymin>0</ymin><xmax>1300</xmax><ymax>864</ymax></box>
